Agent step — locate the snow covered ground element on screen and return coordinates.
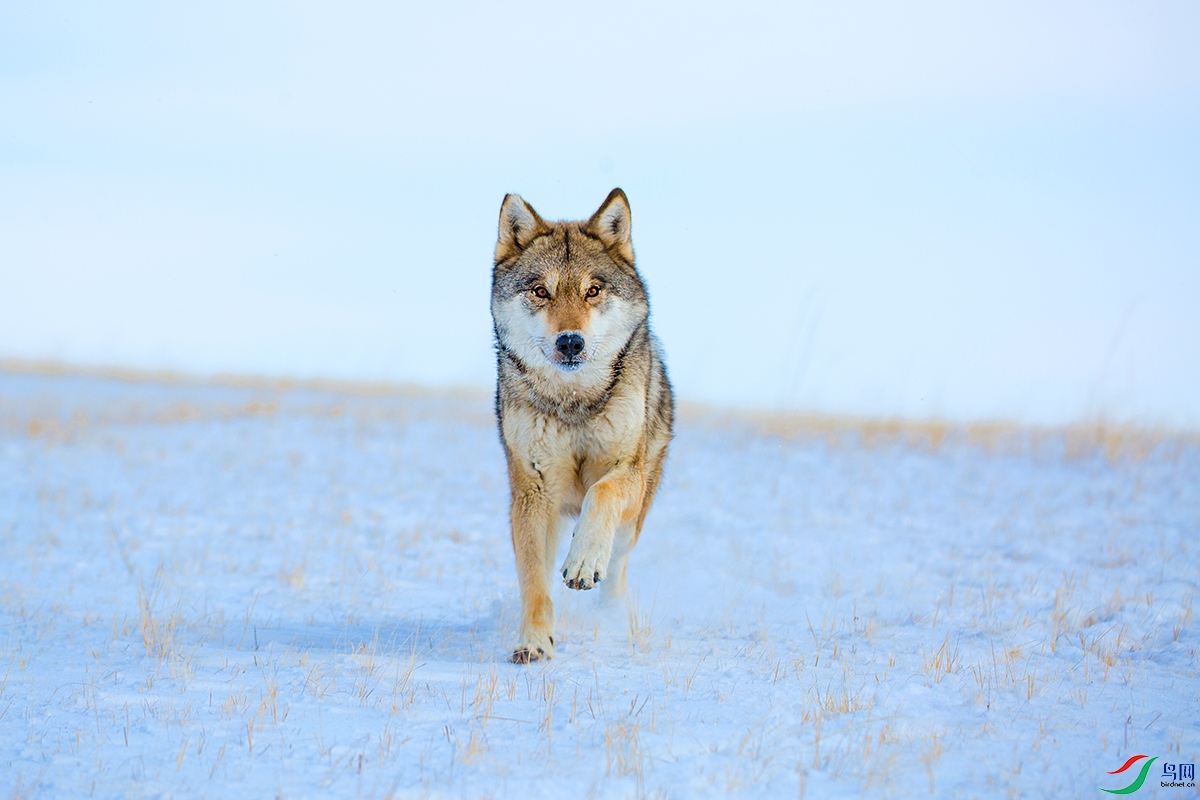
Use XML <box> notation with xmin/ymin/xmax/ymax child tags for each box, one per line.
<box><xmin>1</xmin><ymin>368</ymin><xmax>1197</xmax><ymax>799</ymax></box>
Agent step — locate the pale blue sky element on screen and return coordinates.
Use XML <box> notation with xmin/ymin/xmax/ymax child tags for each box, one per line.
<box><xmin>2</xmin><ymin>1</ymin><xmax>1198</xmax><ymax>426</ymax></box>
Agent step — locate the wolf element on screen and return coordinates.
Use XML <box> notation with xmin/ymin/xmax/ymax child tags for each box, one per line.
<box><xmin>491</xmin><ymin>188</ymin><xmax>674</xmax><ymax>663</ymax></box>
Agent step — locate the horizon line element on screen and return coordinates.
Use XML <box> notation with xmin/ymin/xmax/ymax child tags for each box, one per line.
<box><xmin>2</xmin><ymin>356</ymin><xmax>1196</xmax><ymax>448</ymax></box>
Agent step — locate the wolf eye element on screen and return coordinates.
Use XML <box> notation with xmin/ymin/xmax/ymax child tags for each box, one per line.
<box><xmin>586</xmin><ymin>286</ymin><xmax>601</xmax><ymax>298</ymax></box>
<box><xmin>533</xmin><ymin>286</ymin><xmax>550</xmax><ymax>299</ymax></box>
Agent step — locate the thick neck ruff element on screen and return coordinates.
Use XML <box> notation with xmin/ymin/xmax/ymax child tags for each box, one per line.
<box><xmin>499</xmin><ymin>320</ymin><xmax>646</xmax><ymax>426</ymax></box>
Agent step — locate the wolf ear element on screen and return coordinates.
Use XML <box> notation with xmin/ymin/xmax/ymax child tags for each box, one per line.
<box><xmin>586</xmin><ymin>188</ymin><xmax>633</xmax><ymax>263</ymax></box>
<box><xmin>495</xmin><ymin>194</ymin><xmax>547</xmax><ymax>265</ymax></box>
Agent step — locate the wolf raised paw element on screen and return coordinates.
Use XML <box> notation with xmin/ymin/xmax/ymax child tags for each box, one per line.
<box><xmin>561</xmin><ymin>540</ymin><xmax>608</xmax><ymax>591</ymax></box>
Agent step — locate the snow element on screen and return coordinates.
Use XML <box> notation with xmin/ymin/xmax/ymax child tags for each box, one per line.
<box><xmin>1</xmin><ymin>369</ymin><xmax>1197</xmax><ymax>798</ymax></box>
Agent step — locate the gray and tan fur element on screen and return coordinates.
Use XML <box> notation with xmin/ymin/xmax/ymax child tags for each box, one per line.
<box><xmin>491</xmin><ymin>188</ymin><xmax>673</xmax><ymax>663</ymax></box>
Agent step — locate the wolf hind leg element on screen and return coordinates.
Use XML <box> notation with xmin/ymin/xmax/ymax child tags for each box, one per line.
<box><xmin>601</xmin><ymin>554</ymin><xmax>629</xmax><ymax>603</ymax></box>
<box><xmin>546</xmin><ymin>514</ymin><xmax>572</xmax><ymax>587</ymax></box>
<box><xmin>600</xmin><ymin>520</ymin><xmax>638</xmax><ymax>602</ymax></box>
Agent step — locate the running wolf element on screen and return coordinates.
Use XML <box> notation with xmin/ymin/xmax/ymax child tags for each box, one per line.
<box><xmin>491</xmin><ymin>188</ymin><xmax>674</xmax><ymax>663</ymax></box>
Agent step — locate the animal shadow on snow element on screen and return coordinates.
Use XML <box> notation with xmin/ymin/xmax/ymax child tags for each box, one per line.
<box><xmin>235</xmin><ymin>613</ymin><xmax>500</xmax><ymax>663</ymax></box>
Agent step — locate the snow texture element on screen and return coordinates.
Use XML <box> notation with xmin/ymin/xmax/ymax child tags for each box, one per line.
<box><xmin>1</xmin><ymin>370</ymin><xmax>1197</xmax><ymax>798</ymax></box>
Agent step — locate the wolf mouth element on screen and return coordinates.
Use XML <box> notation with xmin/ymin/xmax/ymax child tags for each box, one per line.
<box><xmin>554</xmin><ymin>358</ymin><xmax>585</xmax><ymax>372</ymax></box>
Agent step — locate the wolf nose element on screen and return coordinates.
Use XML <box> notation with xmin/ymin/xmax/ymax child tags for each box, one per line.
<box><xmin>556</xmin><ymin>332</ymin><xmax>585</xmax><ymax>358</ymax></box>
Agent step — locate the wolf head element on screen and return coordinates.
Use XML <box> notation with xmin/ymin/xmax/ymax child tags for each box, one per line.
<box><xmin>491</xmin><ymin>189</ymin><xmax>649</xmax><ymax>381</ymax></box>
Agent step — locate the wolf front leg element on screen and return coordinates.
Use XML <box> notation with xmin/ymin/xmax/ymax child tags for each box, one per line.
<box><xmin>508</xmin><ymin>468</ymin><xmax>559</xmax><ymax>663</ymax></box>
<box><xmin>561</xmin><ymin>464</ymin><xmax>645</xmax><ymax>591</ymax></box>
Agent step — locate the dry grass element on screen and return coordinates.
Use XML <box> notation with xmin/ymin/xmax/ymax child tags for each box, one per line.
<box><xmin>136</xmin><ymin>569</ymin><xmax>187</xmax><ymax>670</ymax></box>
<box><xmin>605</xmin><ymin>721</ymin><xmax>646</xmax><ymax>779</ymax></box>
<box><xmin>628</xmin><ymin>594</ymin><xmax>660</xmax><ymax>655</ymax></box>
<box><xmin>920</xmin><ymin>634</ymin><xmax>961</xmax><ymax>683</ymax></box>
<box><xmin>1</xmin><ymin>358</ymin><xmax>499</xmax><ymax>440</ymax></box>
<box><xmin>676</xmin><ymin>400</ymin><xmax>1198</xmax><ymax>463</ymax></box>
<box><xmin>0</xmin><ymin>357</ymin><xmax>485</xmax><ymax>402</ymax></box>
<box><xmin>6</xmin><ymin>359</ymin><xmax>1196</xmax><ymax>462</ymax></box>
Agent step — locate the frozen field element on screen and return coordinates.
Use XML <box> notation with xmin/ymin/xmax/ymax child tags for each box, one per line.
<box><xmin>0</xmin><ymin>368</ymin><xmax>1197</xmax><ymax>799</ymax></box>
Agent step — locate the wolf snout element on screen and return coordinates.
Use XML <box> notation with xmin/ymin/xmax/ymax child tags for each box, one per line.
<box><xmin>555</xmin><ymin>332</ymin><xmax>585</xmax><ymax>359</ymax></box>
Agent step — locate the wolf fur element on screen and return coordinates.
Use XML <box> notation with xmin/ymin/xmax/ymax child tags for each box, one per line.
<box><xmin>491</xmin><ymin>188</ymin><xmax>674</xmax><ymax>663</ymax></box>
